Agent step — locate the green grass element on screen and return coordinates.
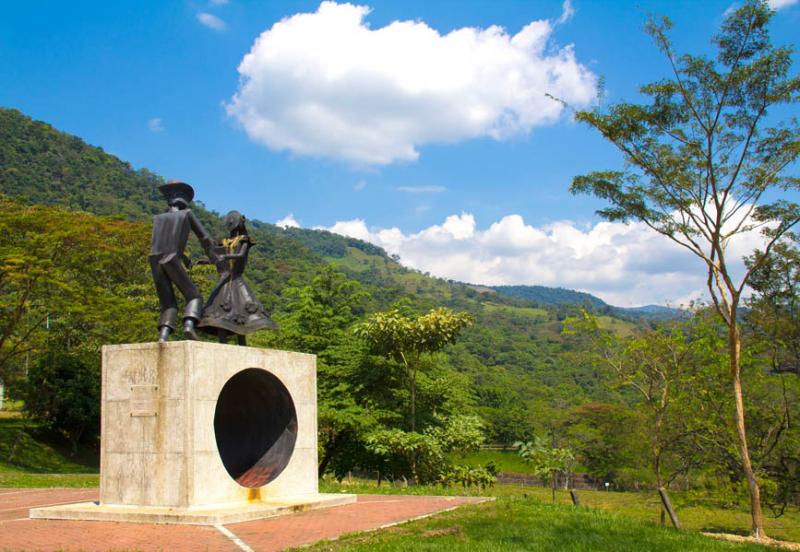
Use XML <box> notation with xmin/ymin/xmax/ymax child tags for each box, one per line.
<box><xmin>327</xmin><ymin>248</ymin><xmax>385</xmax><ymax>274</ymax></box>
<box><xmin>3</xmin><ymin>469</ymin><xmax>796</xmax><ymax>547</ymax></box>
<box><xmin>451</xmin><ymin>450</ymin><xmax>535</xmax><ymax>474</ymax></box>
<box><xmin>481</xmin><ymin>303</ymin><xmax>550</xmax><ymax>320</ymax></box>
<box><xmin>0</xmin><ymin>418</ymin><xmax>98</xmax><ymax>476</ymax></box>
<box><xmin>319</xmin><ymin>480</ymin><xmax>800</xmax><ymax>544</ymax></box>
<box><xmin>302</xmin><ymin>496</ymin><xmax>778</xmax><ymax>551</ymax></box>
<box><xmin>0</xmin><ymin>472</ymin><xmax>99</xmax><ymax>488</ymax></box>
<box><xmin>597</xmin><ymin>315</ymin><xmax>636</xmax><ymax>337</ymax></box>
<box><xmin>0</xmin><ymin>399</ymin><xmax>24</xmax><ymax>419</ymax></box>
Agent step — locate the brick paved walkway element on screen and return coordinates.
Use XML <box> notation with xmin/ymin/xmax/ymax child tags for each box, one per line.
<box><xmin>0</xmin><ymin>488</ymin><xmax>488</xmax><ymax>551</ymax></box>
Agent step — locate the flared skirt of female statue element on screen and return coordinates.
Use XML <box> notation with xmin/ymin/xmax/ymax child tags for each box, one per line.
<box><xmin>198</xmin><ymin>275</ymin><xmax>276</xmax><ymax>335</ymax></box>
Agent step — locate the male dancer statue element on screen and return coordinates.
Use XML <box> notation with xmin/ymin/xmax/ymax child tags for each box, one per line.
<box><xmin>150</xmin><ymin>180</ymin><xmax>215</xmax><ymax>341</ymax></box>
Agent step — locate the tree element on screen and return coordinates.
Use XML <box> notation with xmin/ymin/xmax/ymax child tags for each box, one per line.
<box><xmin>0</xmin><ymin>198</ymin><xmax>152</xmax><ymax>390</ymax></box>
<box><xmin>22</xmin><ymin>350</ymin><xmax>100</xmax><ymax>454</ymax></box>
<box><xmin>570</xmin><ymin>1</ymin><xmax>799</xmax><ymax>536</ymax></box>
<box><xmin>677</xmin><ymin>309</ymin><xmax>798</xmax><ymax>514</ymax></box>
<box><xmin>515</xmin><ymin>436</ymin><xmax>575</xmax><ymax>502</ymax></box>
<box><xmin>565</xmin><ymin>311</ymin><xmax>717</xmax><ymax>523</ymax></box>
<box><xmin>365</xmin><ymin>414</ymin><xmax>487</xmax><ymax>486</ymax></box>
<box><xmin>269</xmin><ymin>265</ymin><xmax>368</xmax><ymax>355</ymax></box>
<box><xmin>746</xmin><ymin>238</ymin><xmax>800</xmax><ymax>375</ymax></box>
<box><xmin>266</xmin><ymin>267</ymin><xmax>385</xmax><ymax>477</ymax></box>
<box><xmin>742</xmin><ymin>245</ymin><xmax>800</xmax><ymax>515</ymax></box>
<box><xmin>564</xmin><ymin>402</ymin><xmax>643</xmax><ymax>486</ymax></box>
<box><xmin>354</xmin><ymin>307</ymin><xmax>473</xmax><ymax>432</ymax></box>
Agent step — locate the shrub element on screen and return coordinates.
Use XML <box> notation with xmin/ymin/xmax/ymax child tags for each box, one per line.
<box><xmin>23</xmin><ymin>351</ymin><xmax>100</xmax><ymax>454</ymax></box>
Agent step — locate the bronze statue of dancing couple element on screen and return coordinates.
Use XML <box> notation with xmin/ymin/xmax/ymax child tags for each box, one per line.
<box><xmin>149</xmin><ymin>180</ymin><xmax>275</xmax><ymax>345</ymax></box>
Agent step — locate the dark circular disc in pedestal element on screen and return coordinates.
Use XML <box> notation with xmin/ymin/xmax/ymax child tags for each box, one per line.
<box><xmin>213</xmin><ymin>368</ymin><xmax>297</xmax><ymax>488</ymax></box>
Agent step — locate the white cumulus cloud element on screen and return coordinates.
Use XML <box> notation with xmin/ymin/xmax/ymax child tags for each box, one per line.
<box><xmin>226</xmin><ymin>1</ymin><xmax>598</xmax><ymax>166</ymax></box>
<box><xmin>769</xmin><ymin>0</ymin><xmax>799</xmax><ymax>9</ymax></box>
<box><xmin>309</xmin><ymin>212</ymin><xmax>769</xmax><ymax>307</ymax></box>
<box><xmin>276</xmin><ymin>213</ymin><xmax>300</xmax><ymax>228</ymax></box>
<box><xmin>197</xmin><ymin>12</ymin><xmax>226</xmax><ymax>30</ymax></box>
<box><xmin>728</xmin><ymin>0</ymin><xmax>798</xmax><ymax>13</ymax></box>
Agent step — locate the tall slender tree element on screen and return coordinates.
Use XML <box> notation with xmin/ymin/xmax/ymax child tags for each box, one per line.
<box><xmin>354</xmin><ymin>307</ymin><xmax>473</xmax><ymax>432</ymax></box>
<box><xmin>570</xmin><ymin>1</ymin><xmax>799</xmax><ymax>537</ymax></box>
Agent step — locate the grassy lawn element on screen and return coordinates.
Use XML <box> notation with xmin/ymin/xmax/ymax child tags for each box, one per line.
<box><xmin>0</xmin><ymin>472</ymin><xmax>99</xmax><ymax>488</ymax></box>
<box><xmin>0</xmin><ymin>418</ymin><xmax>98</xmax><ymax>487</ymax></box>
<box><xmin>2</xmin><ymin>468</ymin><xmax>795</xmax><ymax>548</ymax></box>
<box><xmin>320</xmin><ymin>480</ymin><xmax>800</xmax><ymax>544</ymax></box>
<box><xmin>302</xmin><ymin>496</ymin><xmax>777</xmax><ymax>551</ymax></box>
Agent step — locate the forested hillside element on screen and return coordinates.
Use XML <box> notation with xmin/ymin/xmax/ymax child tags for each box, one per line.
<box><xmin>0</xmin><ymin>107</ymin><xmax>627</xmax><ymax>437</ymax></box>
<box><xmin>2</xmin><ymin>107</ymin><xmax>797</xmax><ymax>515</ymax></box>
<box><xmin>492</xmin><ymin>285</ymin><xmax>608</xmax><ymax>310</ymax></box>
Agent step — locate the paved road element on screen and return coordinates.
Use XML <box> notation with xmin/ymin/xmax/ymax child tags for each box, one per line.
<box><xmin>0</xmin><ymin>488</ymin><xmax>488</xmax><ymax>551</ymax></box>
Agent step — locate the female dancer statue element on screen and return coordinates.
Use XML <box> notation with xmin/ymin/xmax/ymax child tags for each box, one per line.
<box><xmin>198</xmin><ymin>211</ymin><xmax>276</xmax><ymax>344</ymax></box>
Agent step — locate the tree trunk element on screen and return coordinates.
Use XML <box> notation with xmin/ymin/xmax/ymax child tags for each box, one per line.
<box><xmin>410</xmin><ymin>371</ymin><xmax>416</xmax><ymax>433</ymax></box>
<box><xmin>318</xmin><ymin>431</ymin><xmax>341</xmax><ymax>477</ymax></box>
<box><xmin>729</xmin><ymin>322</ymin><xmax>766</xmax><ymax>539</ymax></box>
<box><xmin>318</xmin><ymin>450</ymin><xmax>332</xmax><ymax>478</ymax></box>
<box><xmin>655</xmin><ymin>456</ymin><xmax>664</xmax><ymax>526</ymax></box>
<box><xmin>401</xmin><ymin>355</ymin><xmax>417</xmax><ymax>433</ymax></box>
<box><xmin>410</xmin><ymin>453</ymin><xmax>420</xmax><ymax>485</ymax></box>
<box><xmin>69</xmin><ymin>426</ymin><xmax>84</xmax><ymax>457</ymax></box>
<box><xmin>658</xmin><ymin>487</ymin><xmax>681</xmax><ymax>529</ymax></box>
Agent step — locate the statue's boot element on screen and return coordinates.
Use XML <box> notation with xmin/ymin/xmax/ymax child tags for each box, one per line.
<box><xmin>183</xmin><ymin>319</ymin><xmax>199</xmax><ymax>340</ymax></box>
<box><xmin>183</xmin><ymin>298</ymin><xmax>202</xmax><ymax>340</ymax></box>
<box><xmin>158</xmin><ymin>308</ymin><xmax>177</xmax><ymax>342</ymax></box>
<box><xmin>158</xmin><ymin>326</ymin><xmax>172</xmax><ymax>342</ymax></box>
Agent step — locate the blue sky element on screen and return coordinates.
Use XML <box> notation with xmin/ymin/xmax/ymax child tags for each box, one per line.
<box><xmin>2</xmin><ymin>0</ymin><xmax>798</xmax><ymax>306</ymax></box>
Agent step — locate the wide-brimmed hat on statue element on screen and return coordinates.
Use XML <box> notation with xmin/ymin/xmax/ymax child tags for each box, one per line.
<box><xmin>158</xmin><ymin>180</ymin><xmax>195</xmax><ymax>204</ymax></box>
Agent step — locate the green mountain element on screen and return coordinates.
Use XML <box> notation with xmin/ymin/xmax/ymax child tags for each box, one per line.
<box><xmin>0</xmin><ymin>108</ymin><xmax>163</xmax><ymax>218</ymax></box>
<box><xmin>619</xmin><ymin>304</ymin><xmax>687</xmax><ymax>321</ymax></box>
<box><xmin>491</xmin><ymin>285</ymin><xmax>608</xmax><ymax>310</ymax></box>
<box><xmin>491</xmin><ymin>285</ymin><xmax>684</xmax><ymax>321</ymax></box>
<box><xmin>0</xmin><ymin>107</ymin><xmax>637</xmax><ymax>440</ymax></box>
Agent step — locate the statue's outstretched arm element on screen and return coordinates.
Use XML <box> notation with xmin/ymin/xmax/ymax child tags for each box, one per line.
<box><xmin>188</xmin><ymin>210</ymin><xmax>215</xmax><ymax>260</ymax></box>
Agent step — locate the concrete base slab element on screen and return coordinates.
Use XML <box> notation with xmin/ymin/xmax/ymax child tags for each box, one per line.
<box><xmin>29</xmin><ymin>493</ymin><xmax>356</xmax><ymax>526</ymax></box>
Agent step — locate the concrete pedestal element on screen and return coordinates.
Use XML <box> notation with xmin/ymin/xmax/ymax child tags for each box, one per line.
<box><xmin>30</xmin><ymin>341</ymin><xmax>354</xmax><ymax>525</ymax></box>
